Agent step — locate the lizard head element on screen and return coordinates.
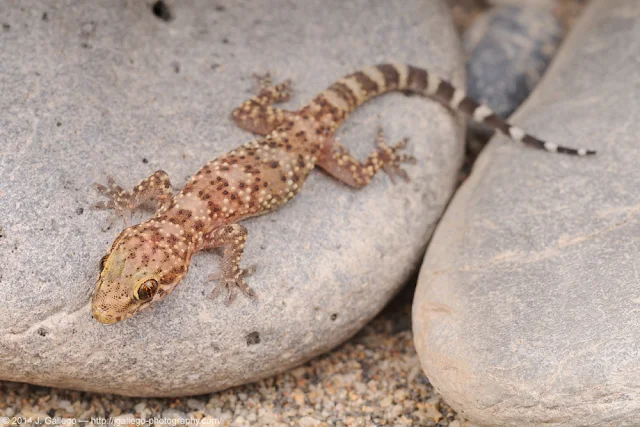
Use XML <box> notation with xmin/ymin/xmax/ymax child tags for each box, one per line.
<box><xmin>91</xmin><ymin>221</ymin><xmax>191</xmax><ymax>324</ymax></box>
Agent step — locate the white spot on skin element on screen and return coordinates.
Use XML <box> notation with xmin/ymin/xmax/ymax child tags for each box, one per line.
<box><xmin>472</xmin><ymin>105</ymin><xmax>494</xmax><ymax>122</ymax></box>
<box><xmin>425</xmin><ymin>75</ymin><xmax>441</xmax><ymax>96</ymax></box>
<box><xmin>394</xmin><ymin>64</ymin><xmax>409</xmax><ymax>88</ymax></box>
<box><xmin>509</xmin><ymin>126</ymin><xmax>526</xmax><ymax>142</ymax></box>
<box><xmin>450</xmin><ymin>90</ymin><xmax>466</xmax><ymax>110</ymax></box>
<box><xmin>323</xmin><ymin>89</ymin><xmax>349</xmax><ymax>112</ymax></box>
<box><xmin>544</xmin><ymin>142</ymin><xmax>558</xmax><ymax>152</ymax></box>
<box><xmin>341</xmin><ymin>76</ymin><xmax>364</xmax><ymax>102</ymax></box>
<box><xmin>363</xmin><ymin>66</ymin><xmax>386</xmax><ymax>91</ymax></box>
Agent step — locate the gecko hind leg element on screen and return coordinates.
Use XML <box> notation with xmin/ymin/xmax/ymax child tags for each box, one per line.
<box><xmin>317</xmin><ymin>127</ymin><xmax>417</xmax><ymax>188</ymax></box>
<box><xmin>231</xmin><ymin>72</ymin><xmax>295</xmax><ymax>135</ymax></box>
<box><xmin>93</xmin><ymin>170</ymin><xmax>174</xmax><ymax>226</ymax></box>
<box><xmin>374</xmin><ymin>127</ymin><xmax>417</xmax><ymax>184</ymax></box>
<box><xmin>204</xmin><ymin>223</ymin><xmax>257</xmax><ymax>303</ymax></box>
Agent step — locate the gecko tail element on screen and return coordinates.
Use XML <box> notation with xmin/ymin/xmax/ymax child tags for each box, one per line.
<box><xmin>314</xmin><ymin>63</ymin><xmax>596</xmax><ymax>156</ymax></box>
<box><xmin>396</xmin><ymin>64</ymin><xmax>596</xmax><ymax>156</ymax></box>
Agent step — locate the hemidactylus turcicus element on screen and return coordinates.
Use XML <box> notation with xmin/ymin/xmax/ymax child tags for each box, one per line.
<box><xmin>91</xmin><ymin>64</ymin><xmax>595</xmax><ymax>324</ymax></box>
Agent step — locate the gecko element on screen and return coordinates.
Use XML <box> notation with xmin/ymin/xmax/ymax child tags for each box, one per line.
<box><xmin>91</xmin><ymin>63</ymin><xmax>595</xmax><ymax>324</ymax></box>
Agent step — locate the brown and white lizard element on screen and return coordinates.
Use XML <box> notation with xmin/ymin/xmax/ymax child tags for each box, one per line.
<box><xmin>91</xmin><ymin>64</ymin><xmax>595</xmax><ymax>324</ymax></box>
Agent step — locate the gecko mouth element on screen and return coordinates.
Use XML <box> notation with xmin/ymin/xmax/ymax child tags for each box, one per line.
<box><xmin>92</xmin><ymin>314</ymin><xmax>118</xmax><ymax>324</ymax></box>
<box><xmin>91</xmin><ymin>303</ymin><xmax>129</xmax><ymax>324</ymax></box>
<box><xmin>91</xmin><ymin>295</ymin><xmax>154</xmax><ymax>324</ymax></box>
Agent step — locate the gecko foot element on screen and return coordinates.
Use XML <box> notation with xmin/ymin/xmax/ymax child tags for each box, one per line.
<box><xmin>92</xmin><ymin>171</ymin><xmax>174</xmax><ymax>228</ymax></box>
<box><xmin>252</xmin><ymin>72</ymin><xmax>273</xmax><ymax>91</ymax></box>
<box><xmin>92</xmin><ymin>176</ymin><xmax>135</xmax><ymax>226</ymax></box>
<box><xmin>375</xmin><ymin>127</ymin><xmax>417</xmax><ymax>184</ymax></box>
<box><xmin>252</xmin><ymin>72</ymin><xmax>293</xmax><ymax>102</ymax></box>
<box><xmin>208</xmin><ymin>266</ymin><xmax>257</xmax><ymax>304</ymax></box>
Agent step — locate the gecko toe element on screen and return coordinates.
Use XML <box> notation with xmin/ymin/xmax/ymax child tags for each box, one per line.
<box><xmin>93</xmin><ymin>200</ymin><xmax>115</xmax><ymax>210</ymax></box>
<box><xmin>251</xmin><ymin>72</ymin><xmax>293</xmax><ymax>101</ymax></box>
<box><xmin>225</xmin><ymin>286</ymin><xmax>238</xmax><ymax>305</ymax></box>
<box><xmin>393</xmin><ymin>137</ymin><xmax>409</xmax><ymax>150</ymax></box>
<box><xmin>400</xmin><ymin>154</ymin><xmax>417</xmax><ymax>164</ymax></box>
<box><xmin>208</xmin><ymin>266</ymin><xmax>257</xmax><ymax>302</ymax></box>
<box><xmin>241</xmin><ymin>265</ymin><xmax>257</xmax><ymax>278</ymax></box>
<box><xmin>396</xmin><ymin>168</ymin><xmax>410</xmax><ymax>182</ymax></box>
<box><xmin>236</xmin><ymin>278</ymin><xmax>256</xmax><ymax>298</ymax></box>
<box><xmin>208</xmin><ymin>282</ymin><xmax>223</xmax><ymax>300</ymax></box>
<box><xmin>375</xmin><ymin>131</ymin><xmax>415</xmax><ymax>183</ymax></box>
<box><xmin>252</xmin><ymin>72</ymin><xmax>273</xmax><ymax>93</ymax></box>
<box><xmin>93</xmin><ymin>183</ymin><xmax>110</xmax><ymax>195</ymax></box>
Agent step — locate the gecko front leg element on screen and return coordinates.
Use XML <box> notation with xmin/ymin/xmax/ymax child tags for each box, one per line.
<box><xmin>317</xmin><ymin>127</ymin><xmax>416</xmax><ymax>188</ymax></box>
<box><xmin>203</xmin><ymin>223</ymin><xmax>257</xmax><ymax>303</ymax></box>
<box><xmin>93</xmin><ymin>170</ymin><xmax>174</xmax><ymax>225</ymax></box>
<box><xmin>231</xmin><ymin>73</ymin><xmax>295</xmax><ymax>135</ymax></box>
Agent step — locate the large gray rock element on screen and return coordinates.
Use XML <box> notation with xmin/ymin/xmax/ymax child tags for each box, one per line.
<box><xmin>0</xmin><ymin>0</ymin><xmax>464</xmax><ymax>396</ymax></box>
<box><xmin>413</xmin><ymin>0</ymin><xmax>640</xmax><ymax>425</ymax></box>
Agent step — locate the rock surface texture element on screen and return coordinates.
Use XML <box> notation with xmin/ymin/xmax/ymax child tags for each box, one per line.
<box><xmin>0</xmin><ymin>0</ymin><xmax>464</xmax><ymax>396</ymax></box>
<box><xmin>414</xmin><ymin>0</ymin><xmax>640</xmax><ymax>425</ymax></box>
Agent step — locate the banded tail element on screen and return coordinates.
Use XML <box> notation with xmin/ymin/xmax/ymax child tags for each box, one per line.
<box><xmin>313</xmin><ymin>63</ymin><xmax>595</xmax><ymax>156</ymax></box>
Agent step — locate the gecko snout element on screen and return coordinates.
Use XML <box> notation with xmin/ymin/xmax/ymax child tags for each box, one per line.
<box><xmin>91</xmin><ymin>304</ymin><xmax>121</xmax><ymax>324</ymax></box>
<box><xmin>91</xmin><ymin>277</ymin><xmax>137</xmax><ymax>324</ymax></box>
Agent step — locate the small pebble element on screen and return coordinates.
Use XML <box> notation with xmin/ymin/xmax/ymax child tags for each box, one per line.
<box><xmin>299</xmin><ymin>416</ymin><xmax>322</xmax><ymax>426</ymax></box>
<box><xmin>186</xmin><ymin>398</ymin><xmax>204</xmax><ymax>411</ymax></box>
<box><xmin>133</xmin><ymin>402</ymin><xmax>146</xmax><ymax>414</ymax></box>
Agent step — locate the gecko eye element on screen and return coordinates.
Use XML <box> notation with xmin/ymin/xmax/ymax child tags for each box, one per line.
<box><xmin>99</xmin><ymin>255</ymin><xmax>109</xmax><ymax>271</ymax></box>
<box><xmin>134</xmin><ymin>279</ymin><xmax>158</xmax><ymax>302</ymax></box>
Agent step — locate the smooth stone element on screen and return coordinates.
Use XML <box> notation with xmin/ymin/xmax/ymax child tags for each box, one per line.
<box><xmin>0</xmin><ymin>0</ymin><xmax>464</xmax><ymax>396</ymax></box>
<box><xmin>414</xmin><ymin>0</ymin><xmax>640</xmax><ymax>425</ymax></box>
<box><xmin>464</xmin><ymin>5</ymin><xmax>563</xmax><ymax>138</ymax></box>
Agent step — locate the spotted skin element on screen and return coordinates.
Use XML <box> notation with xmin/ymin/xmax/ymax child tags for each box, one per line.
<box><xmin>91</xmin><ymin>63</ymin><xmax>596</xmax><ymax>324</ymax></box>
